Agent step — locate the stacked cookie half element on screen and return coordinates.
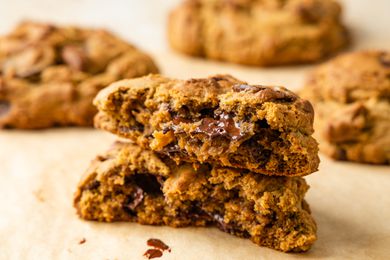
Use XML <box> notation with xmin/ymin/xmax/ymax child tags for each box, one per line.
<box><xmin>74</xmin><ymin>74</ymin><xmax>320</xmax><ymax>252</ymax></box>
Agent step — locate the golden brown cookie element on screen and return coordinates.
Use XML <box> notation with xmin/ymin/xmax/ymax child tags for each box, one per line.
<box><xmin>301</xmin><ymin>50</ymin><xmax>390</xmax><ymax>164</ymax></box>
<box><xmin>74</xmin><ymin>141</ymin><xmax>317</xmax><ymax>252</ymax></box>
<box><xmin>0</xmin><ymin>21</ymin><xmax>159</xmax><ymax>129</ymax></box>
<box><xmin>94</xmin><ymin>74</ymin><xmax>319</xmax><ymax>176</ymax></box>
<box><xmin>168</xmin><ymin>0</ymin><xmax>349</xmax><ymax>66</ymax></box>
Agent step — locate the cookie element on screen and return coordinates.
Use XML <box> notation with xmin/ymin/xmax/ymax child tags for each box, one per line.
<box><xmin>168</xmin><ymin>0</ymin><xmax>349</xmax><ymax>66</ymax></box>
<box><xmin>74</xmin><ymin>141</ymin><xmax>317</xmax><ymax>252</ymax></box>
<box><xmin>94</xmin><ymin>74</ymin><xmax>319</xmax><ymax>176</ymax></box>
<box><xmin>301</xmin><ymin>51</ymin><xmax>390</xmax><ymax>164</ymax></box>
<box><xmin>0</xmin><ymin>21</ymin><xmax>158</xmax><ymax>128</ymax></box>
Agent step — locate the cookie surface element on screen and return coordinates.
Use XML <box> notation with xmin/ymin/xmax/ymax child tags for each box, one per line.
<box><xmin>168</xmin><ymin>0</ymin><xmax>349</xmax><ymax>66</ymax></box>
<box><xmin>0</xmin><ymin>21</ymin><xmax>158</xmax><ymax>128</ymax></box>
<box><xmin>74</xmin><ymin>141</ymin><xmax>317</xmax><ymax>252</ymax></box>
<box><xmin>94</xmin><ymin>74</ymin><xmax>319</xmax><ymax>176</ymax></box>
<box><xmin>301</xmin><ymin>51</ymin><xmax>390</xmax><ymax>164</ymax></box>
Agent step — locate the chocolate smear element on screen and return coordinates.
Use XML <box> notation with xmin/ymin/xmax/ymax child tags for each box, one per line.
<box><xmin>143</xmin><ymin>238</ymin><xmax>171</xmax><ymax>259</ymax></box>
<box><xmin>78</xmin><ymin>238</ymin><xmax>86</xmax><ymax>245</ymax></box>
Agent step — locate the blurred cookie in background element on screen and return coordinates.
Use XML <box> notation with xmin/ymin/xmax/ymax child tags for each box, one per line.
<box><xmin>301</xmin><ymin>50</ymin><xmax>390</xmax><ymax>164</ymax></box>
<box><xmin>0</xmin><ymin>21</ymin><xmax>159</xmax><ymax>129</ymax></box>
<box><xmin>168</xmin><ymin>0</ymin><xmax>349</xmax><ymax>66</ymax></box>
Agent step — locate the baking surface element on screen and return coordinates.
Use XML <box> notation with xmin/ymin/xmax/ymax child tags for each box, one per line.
<box><xmin>0</xmin><ymin>0</ymin><xmax>390</xmax><ymax>259</ymax></box>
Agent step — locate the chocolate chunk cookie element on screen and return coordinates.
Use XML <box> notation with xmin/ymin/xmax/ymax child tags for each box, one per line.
<box><xmin>301</xmin><ymin>51</ymin><xmax>390</xmax><ymax>164</ymax></box>
<box><xmin>0</xmin><ymin>21</ymin><xmax>158</xmax><ymax>129</ymax></box>
<box><xmin>168</xmin><ymin>0</ymin><xmax>349</xmax><ymax>66</ymax></box>
<box><xmin>94</xmin><ymin>74</ymin><xmax>319</xmax><ymax>176</ymax></box>
<box><xmin>74</xmin><ymin>142</ymin><xmax>317</xmax><ymax>252</ymax></box>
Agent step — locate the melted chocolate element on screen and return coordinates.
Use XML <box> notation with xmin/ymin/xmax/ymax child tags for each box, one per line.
<box><xmin>147</xmin><ymin>239</ymin><xmax>170</xmax><ymax>251</ymax></box>
<box><xmin>143</xmin><ymin>249</ymin><xmax>163</xmax><ymax>259</ymax></box>
<box><xmin>0</xmin><ymin>100</ymin><xmax>11</xmax><ymax>117</ymax></box>
<box><xmin>124</xmin><ymin>186</ymin><xmax>144</xmax><ymax>211</ymax></box>
<box><xmin>194</xmin><ymin>112</ymin><xmax>244</xmax><ymax>140</ymax></box>
<box><xmin>210</xmin><ymin>213</ymin><xmax>249</xmax><ymax>238</ymax></box>
<box><xmin>133</xmin><ymin>174</ymin><xmax>162</xmax><ymax>194</ymax></box>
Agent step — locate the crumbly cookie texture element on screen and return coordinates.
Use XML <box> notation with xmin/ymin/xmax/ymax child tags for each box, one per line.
<box><xmin>168</xmin><ymin>0</ymin><xmax>349</xmax><ymax>66</ymax></box>
<box><xmin>74</xmin><ymin>142</ymin><xmax>317</xmax><ymax>252</ymax></box>
<box><xmin>301</xmin><ymin>50</ymin><xmax>390</xmax><ymax>164</ymax></box>
<box><xmin>94</xmin><ymin>74</ymin><xmax>319</xmax><ymax>176</ymax></box>
<box><xmin>0</xmin><ymin>21</ymin><xmax>158</xmax><ymax>129</ymax></box>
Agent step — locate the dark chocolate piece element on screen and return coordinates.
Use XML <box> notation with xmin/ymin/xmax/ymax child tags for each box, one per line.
<box><xmin>124</xmin><ymin>186</ymin><xmax>144</xmax><ymax>211</ymax></box>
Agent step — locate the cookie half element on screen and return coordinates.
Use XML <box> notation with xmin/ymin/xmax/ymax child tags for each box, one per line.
<box><xmin>301</xmin><ymin>50</ymin><xmax>390</xmax><ymax>164</ymax></box>
<box><xmin>94</xmin><ymin>74</ymin><xmax>319</xmax><ymax>176</ymax></box>
<box><xmin>168</xmin><ymin>0</ymin><xmax>349</xmax><ymax>66</ymax></box>
<box><xmin>0</xmin><ymin>21</ymin><xmax>158</xmax><ymax>128</ymax></box>
<box><xmin>74</xmin><ymin>142</ymin><xmax>317</xmax><ymax>252</ymax></box>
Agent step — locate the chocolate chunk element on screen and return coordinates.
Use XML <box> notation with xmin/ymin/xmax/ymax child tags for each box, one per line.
<box><xmin>233</xmin><ymin>84</ymin><xmax>297</xmax><ymax>102</ymax></box>
<box><xmin>147</xmin><ymin>239</ymin><xmax>170</xmax><ymax>251</ymax></box>
<box><xmin>143</xmin><ymin>249</ymin><xmax>163</xmax><ymax>259</ymax></box>
<box><xmin>335</xmin><ymin>147</ymin><xmax>347</xmax><ymax>161</ymax></box>
<box><xmin>379</xmin><ymin>52</ymin><xmax>390</xmax><ymax>67</ymax></box>
<box><xmin>0</xmin><ymin>100</ymin><xmax>11</xmax><ymax>117</ymax></box>
<box><xmin>143</xmin><ymin>238</ymin><xmax>171</xmax><ymax>259</ymax></box>
<box><xmin>296</xmin><ymin>99</ymin><xmax>314</xmax><ymax>114</ymax></box>
<box><xmin>61</xmin><ymin>45</ymin><xmax>87</xmax><ymax>71</ymax></box>
<box><xmin>85</xmin><ymin>180</ymin><xmax>100</xmax><ymax>190</ymax></box>
<box><xmin>194</xmin><ymin>112</ymin><xmax>244</xmax><ymax>140</ymax></box>
<box><xmin>325</xmin><ymin>103</ymin><xmax>369</xmax><ymax>143</ymax></box>
<box><xmin>212</xmin><ymin>213</ymin><xmax>229</xmax><ymax>232</ymax></box>
<box><xmin>3</xmin><ymin>47</ymin><xmax>55</xmax><ymax>78</ymax></box>
<box><xmin>232</xmin><ymin>84</ymin><xmax>267</xmax><ymax>92</ymax></box>
<box><xmin>258</xmin><ymin>87</ymin><xmax>296</xmax><ymax>102</ymax></box>
<box><xmin>124</xmin><ymin>186</ymin><xmax>144</xmax><ymax>211</ymax></box>
<box><xmin>133</xmin><ymin>174</ymin><xmax>162</xmax><ymax>194</ymax></box>
<box><xmin>172</xmin><ymin>116</ymin><xmax>192</xmax><ymax>125</ymax></box>
<box><xmin>296</xmin><ymin>3</ymin><xmax>322</xmax><ymax>23</ymax></box>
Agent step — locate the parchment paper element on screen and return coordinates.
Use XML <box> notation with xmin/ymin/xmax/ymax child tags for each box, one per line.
<box><xmin>1</xmin><ymin>0</ymin><xmax>390</xmax><ymax>259</ymax></box>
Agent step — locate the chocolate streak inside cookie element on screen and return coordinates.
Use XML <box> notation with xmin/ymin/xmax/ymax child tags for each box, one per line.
<box><xmin>74</xmin><ymin>142</ymin><xmax>317</xmax><ymax>252</ymax></box>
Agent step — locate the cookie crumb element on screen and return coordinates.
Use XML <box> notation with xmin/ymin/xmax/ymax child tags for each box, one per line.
<box><xmin>79</xmin><ymin>238</ymin><xmax>86</xmax><ymax>244</ymax></box>
<box><xmin>144</xmin><ymin>249</ymin><xmax>163</xmax><ymax>259</ymax></box>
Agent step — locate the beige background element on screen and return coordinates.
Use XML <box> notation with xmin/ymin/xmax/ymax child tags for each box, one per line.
<box><xmin>0</xmin><ymin>0</ymin><xmax>390</xmax><ymax>259</ymax></box>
